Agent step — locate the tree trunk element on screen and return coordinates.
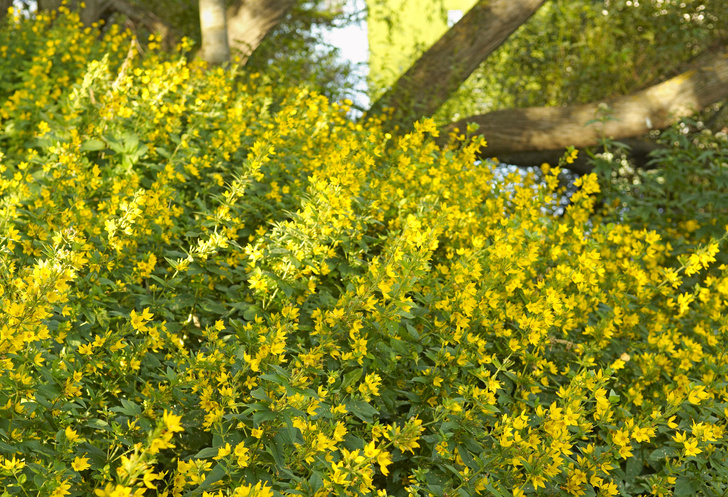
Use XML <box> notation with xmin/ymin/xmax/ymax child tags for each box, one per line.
<box><xmin>199</xmin><ymin>0</ymin><xmax>230</xmax><ymax>64</ymax></box>
<box><xmin>444</xmin><ymin>46</ymin><xmax>728</xmax><ymax>171</ymax></box>
<box><xmin>109</xmin><ymin>0</ymin><xmax>176</xmax><ymax>49</ymax></box>
<box><xmin>37</xmin><ymin>0</ymin><xmax>109</xmax><ymax>26</ymax></box>
<box><xmin>0</xmin><ymin>0</ymin><xmax>12</xmax><ymax>21</ymax></box>
<box><xmin>226</xmin><ymin>0</ymin><xmax>296</xmax><ymax>65</ymax></box>
<box><xmin>368</xmin><ymin>0</ymin><xmax>546</xmax><ymax>129</ymax></box>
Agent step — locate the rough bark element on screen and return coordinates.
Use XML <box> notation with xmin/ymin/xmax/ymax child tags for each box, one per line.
<box><xmin>444</xmin><ymin>46</ymin><xmax>728</xmax><ymax>171</ymax></box>
<box><xmin>368</xmin><ymin>0</ymin><xmax>546</xmax><ymax>128</ymax></box>
<box><xmin>109</xmin><ymin>0</ymin><xmax>176</xmax><ymax>49</ymax></box>
<box><xmin>494</xmin><ymin>139</ymin><xmax>664</xmax><ymax>175</ymax></box>
<box><xmin>38</xmin><ymin>0</ymin><xmax>111</xmax><ymax>26</ymax></box>
<box><xmin>0</xmin><ymin>0</ymin><xmax>12</xmax><ymax>21</ymax></box>
<box><xmin>199</xmin><ymin>0</ymin><xmax>230</xmax><ymax>64</ymax></box>
<box><xmin>226</xmin><ymin>0</ymin><xmax>296</xmax><ymax>64</ymax></box>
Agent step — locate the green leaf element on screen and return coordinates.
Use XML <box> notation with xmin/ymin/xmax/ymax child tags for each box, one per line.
<box><xmin>194</xmin><ymin>447</ymin><xmax>220</xmax><ymax>459</ymax></box>
<box><xmin>86</xmin><ymin>418</ymin><xmax>111</xmax><ymax>432</ymax></box>
<box><xmin>200</xmin><ymin>300</ymin><xmax>227</xmax><ymax>315</ymax></box>
<box><xmin>345</xmin><ymin>399</ymin><xmax>379</xmax><ymax>423</ymax></box>
<box><xmin>81</xmin><ymin>139</ymin><xmax>106</xmax><ymax>151</ymax></box>
<box><xmin>33</xmin><ymin>393</ymin><xmax>51</xmax><ymax>409</ymax></box>
<box><xmin>341</xmin><ymin>369</ymin><xmax>363</xmax><ymax>390</ymax></box>
<box><xmin>625</xmin><ymin>455</ymin><xmax>643</xmax><ymax>482</ymax></box>
<box><xmin>156</xmin><ymin>146</ymin><xmax>171</xmax><ymax>158</ymax></box>
<box><xmin>250</xmin><ymin>388</ymin><xmax>271</xmax><ymax>402</ymax></box>
<box><xmin>267</xmin><ymin>433</ymin><xmax>286</xmax><ymax>469</ymax></box>
<box><xmin>649</xmin><ymin>446</ymin><xmax>677</xmax><ymax>461</ymax></box>
<box><xmin>405</xmin><ymin>323</ymin><xmax>420</xmax><ymax>340</ymax></box>
<box><xmin>110</xmin><ymin>398</ymin><xmax>142</xmax><ymax>417</ymax></box>
<box><xmin>243</xmin><ymin>306</ymin><xmax>263</xmax><ymax>321</ymax></box>
<box><xmin>193</xmin><ymin>463</ymin><xmax>226</xmax><ymax>494</ymax></box>
<box><xmin>259</xmin><ymin>373</ymin><xmax>288</xmax><ymax>386</ymax></box>
<box><xmin>253</xmin><ymin>409</ymin><xmax>278</xmax><ymax>426</ymax></box>
<box><xmin>309</xmin><ymin>472</ymin><xmax>323</xmax><ymax>494</ymax></box>
<box><xmin>457</xmin><ymin>445</ymin><xmax>478</xmax><ymax>471</ymax></box>
<box><xmin>674</xmin><ymin>477</ymin><xmax>697</xmax><ymax>496</ymax></box>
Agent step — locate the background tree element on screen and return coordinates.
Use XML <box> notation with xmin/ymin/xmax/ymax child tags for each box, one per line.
<box><xmin>367</xmin><ymin>0</ymin><xmax>547</xmax><ymax>126</ymax></box>
<box><xmin>368</xmin><ymin>0</ymin><xmax>728</xmax><ymax>171</ymax></box>
<box><xmin>0</xmin><ymin>0</ymin><xmax>12</xmax><ymax>20</ymax></box>
<box><xmin>225</xmin><ymin>0</ymin><xmax>297</xmax><ymax>64</ymax></box>
<box><xmin>27</xmin><ymin>0</ymin><xmax>728</xmax><ymax>172</ymax></box>
<box><xmin>199</xmin><ymin>0</ymin><xmax>229</xmax><ymax>63</ymax></box>
<box><xmin>36</xmin><ymin>0</ymin><xmax>111</xmax><ymax>25</ymax></box>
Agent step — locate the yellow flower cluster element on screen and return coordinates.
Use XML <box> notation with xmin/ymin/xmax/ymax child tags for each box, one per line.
<box><xmin>1</xmin><ymin>7</ymin><xmax>728</xmax><ymax>497</ymax></box>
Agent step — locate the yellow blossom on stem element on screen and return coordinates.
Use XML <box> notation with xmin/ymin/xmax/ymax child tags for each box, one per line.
<box><xmin>71</xmin><ymin>456</ymin><xmax>91</xmax><ymax>471</ymax></box>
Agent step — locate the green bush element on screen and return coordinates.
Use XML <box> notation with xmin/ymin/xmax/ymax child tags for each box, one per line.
<box><xmin>1</xmin><ymin>8</ymin><xmax>728</xmax><ymax>497</ymax></box>
<box><xmin>594</xmin><ymin>120</ymin><xmax>728</xmax><ymax>262</ymax></box>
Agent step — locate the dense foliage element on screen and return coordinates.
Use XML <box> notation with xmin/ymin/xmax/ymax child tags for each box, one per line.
<box><xmin>129</xmin><ymin>0</ymin><xmax>358</xmax><ymax>104</ymax></box>
<box><xmin>594</xmin><ymin>123</ymin><xmax>728</xmax><ymax>263</ymax></box>
<box><xmin>2</xmin><ymin>8</ymin><xmax>728</xmax><ymax>497</ymax></box>
<box><xmin>436</xmin><ymin>0</ymin><xmax>728</xmax><ymax>121</ymax></box>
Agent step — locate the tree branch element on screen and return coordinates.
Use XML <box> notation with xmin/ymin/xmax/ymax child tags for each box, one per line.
<box><xmin>226</xmin><ymin>0</ymin><xmax>296</xmax><ymax>65</ymax></box>
<box><xmin>493</xmin><ymin>138</ymin><xmax>664</xmax><ymax>175</ymax></box>
<box><xmin>444</xmin><ymin>46</ymin><xmax>728</xmax><ymax>171</ymax></box>
<box><xmin>368</xmin><ymin>0</ymin><xmax>546</xmax><ymax>129</ymax></box>
<box><xmin>109</xmin><ymin>0</ymin><xmax>176</xmax><ymax>48</ymax></box>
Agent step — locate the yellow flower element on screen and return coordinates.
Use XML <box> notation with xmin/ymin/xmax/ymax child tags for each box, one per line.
<box><xmin>37</xmin><ymin>121</ymin><xmax>51</xmax><ymax>136</ymax></box>
<box><xmin>610</xmin><ymin>359</ymin><xmax>625</xmax><ymax>371</ymax></box>
<box><xmin>530</xmin><ymin>474</ymin><xmax>546</xmax><ymax>490</ymax></box>
<box><xmin>65</xmin><ymin>426</ymin><xmax>80</xmax><ymax>443</ymax></box>
<box><xmin>612</xmin><ymin>429</ymin><xmax>629</xmax><ymax>447</ymax></box>
<box><xmin>0</xmin><ymin>455</ymin><xmax>25</xmax><ymax>471</ymax></box>
<box><xmin>163</xmin><ymin>410</ymin><xmax>184</xmax><ymax>433</ymax></box>
<box><xmin>77</xmin><ymin>343</ymin><xmax>94</xmax><ymax>355</ymax></box>
<box><xmin>377</xmin><ymin>450</ymin><xmax>392</xmax><ymax>476</ymax></box>
<box><xmin>234</xmin><ymin>443</ymin><xmax>250</xmax><ymax>467</ymax></box>
<box><xmin>683</xmin><ymin>438</ymin><xmax>701</xmax><ymax>457</ymax></box>
<box><xmin>688</xmin><ymin>386</ymin><xmax>709</xmax><ymax>405</ymax></box>
<box><xmin>365</xmin><ymin>373</ymin><xmax>382</xmax><ymax>396</ymax></box>
<box><xmin>414</xmin><ymin>118</ymin><xmax>440</xmax><ymax>137</ymax></box>
<box><xmin>618</xmin><ymin>445</ymin><xmax>633</xmax><ymax>459</ymax></box>
<box><xmin>143</xmin><ymin>471</ymin><xmax>162</xmax><ymax>489</ymax></box>
<box><xmin>130</xmin><ymin>308</ymin><xmax>153</xmax><ymax>332</ymax></box>
<box><xmin>566</xmin><ymin>149</ymin><xmax>579</xmax><ymax>164</ymax></box>
<box><xmin>600</xmin><ymin>482</ymin><xmax>619</xmax><ymax>496</ymax></box>
<box><xmin>94</xmin><ymin>484</ymin><xmax>133</xmax><ymax>497</ymax></box>
<box><xmin>149</xmin><ymin>435</ymin><xmax>174</xmax><ymax>454</ymax></box>
<box><xmin>71</xmin><ymin>456</ymin><xmax>91</xmax><ymax>471</ymax></box>
<box><xmin>632</xmin><ymin>425</ymin><xmax>653</xmax><ymax>443</ymax></box>
<box><xmin>333</xmin><ymin>422</ymin><xmax>347</xmax><ymax>442</ymax></box>
<box><xmin>329</xmin><ymin>461</ymin><xmax>349</xmax><ymax>486</ymax></box>
<box><xmin>214</xmin><ymin>443</ymin><xmax>232</xmax><ymax>460</ymax></box>
<box><xmin>363</xmin><ymin>441</ymin><xmax>380</xmax><ymax>459</ymax></box>
<box><xmin>672</xmin><ymin>431</ymin><xmax>687</xmax><ymax>444</ymax></box>
<box><xmin>676</xmin><ymin>292</ymin><xmax>694</xmax><ymax>316</ymax></box>
<box><xmin>233</xmin><ymin>482</ymin><xmax>273</xmax><ymax>497</ymax></box>
<box><xmin>50</xmin><ymin>480</ymin><xmax>72</xmax><ymax>497</ymax></box>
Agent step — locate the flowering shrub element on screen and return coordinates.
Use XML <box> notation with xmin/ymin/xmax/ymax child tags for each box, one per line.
<box><xmin>2</xmin><ymin>8</ymin><xmax>728</xmax><ymax>497</ymax></box>
<box><xmin>593</xmin><ymin>120</ymin><xmax>728</xmax><ymax>267</ymax></box>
